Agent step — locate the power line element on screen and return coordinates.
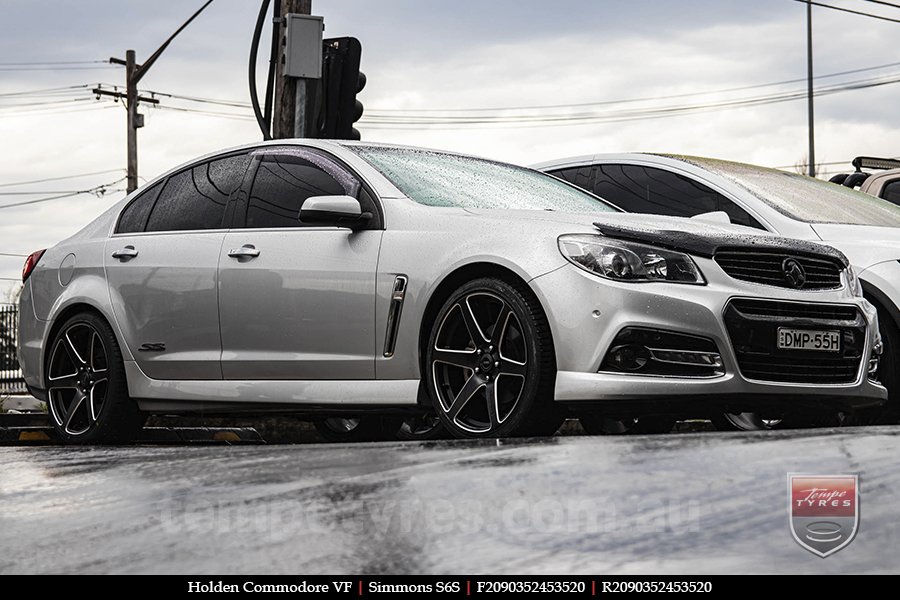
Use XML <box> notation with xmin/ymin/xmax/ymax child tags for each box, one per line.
<box><xmin>367</xmin><ymin>59</ymin><xmax>900</xmax><ymax>114</ymax></box>
<box><xmin>0</xmin><ymin>103</ymin><xmax>118</xmax><ymax>118</ymax></box>
<box><xmin>151</xmin><ymin>104</ymin><xmax>255</xmax><ymax>120</ymax></box>
<box><xmin>793</xmin><ymin>0</ymin><xmax>900</xmax><ymax>24</ymax></box>
<box><xmin>0</xmin><ymin>60</ymin><xmax>107</xmax><ymax>66</ymax></box>
<box><xmin>0</xmin><ymin>178</ymin><xmax>126</xmax><ymax>210</ymax></box>
<box><xmin>358</xmin><ymin>73</ymin><xmax>900</xmax><ymax>128</ymax></box>
<box><xmin>0</xmin><ymin>168</ymin><xmax>123</xmax><ymax>189</ymax></box>
<box><xmin>0</xmin><ymin>277</ymin><xmax>21</xmax><ymax>282</ymax></box>
<box><xmin>0</xmin><ymin>188</ymin><xmax>111</xmax><ymax>196</ymax></box>
<box><xmin>0</xmin><ymin>97</ymin><xmax>94</xmax><ymax>110</ymax></box>
<box><xmin>0</xmin><ymin>253</ymin><xmax>27</xmax><ymax>258</ymax></box>
<box><xmin>862</xmin><ymin>0</ymin><xmax>900</xmax><ymax>9</ymax></box>
<box><xmin>0</xmin><ymin>65</ymin><xmax>118</xmax><ymax>72</ymax></box>
<box><xmin>0</xmin><ymin>84</ymin><xmax>92</xmax><ymax>98</ymax></box>
<box><xmin>140</xmin><ymin>89</ymin><xmax>252</xmax><ymax>109</ymax></box>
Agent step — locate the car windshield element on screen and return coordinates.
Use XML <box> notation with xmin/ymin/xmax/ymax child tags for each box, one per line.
<box><xmin>677</xmin><ymin>156</ymin><xmax>900</xmax><ymax>227</ymax></box>
<box><xmin>351</xmin><ymin>145</ymin><xmax>618</xmax><ymax>213</ymax></box>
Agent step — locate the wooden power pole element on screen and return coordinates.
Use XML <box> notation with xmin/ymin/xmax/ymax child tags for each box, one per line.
<box><xmin>93</xmin><ymin>1</ymin><xmax>215</xmax><ymax>193</ymax></box>
<box><xmin>273</xmin><ymin>0</ymin><xmax>314</xmax><ymax>138</ymax></box>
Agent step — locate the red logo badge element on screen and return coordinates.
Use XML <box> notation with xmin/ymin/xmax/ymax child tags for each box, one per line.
<box><xmin>788</xmin><ymin>474</ymin><xmax>858</xmax><ymax>558</ymax></box>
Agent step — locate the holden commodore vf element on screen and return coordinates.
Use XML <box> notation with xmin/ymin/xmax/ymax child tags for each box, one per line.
<box><xmin>16</xmin><ymin>141</ymin><xmax>886</xmax><ymax>443</ymax></box>
<box><xmin>535</xmin><ymin>154</ymin><xmax>900</xmax><ymax>429</ymax></box>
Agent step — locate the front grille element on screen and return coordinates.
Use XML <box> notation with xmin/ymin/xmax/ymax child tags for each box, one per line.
<box><xmin>715</xmin><ymin>249</ymin><xmax>843</xmax><ymax>290</ymax></box>
<box><xmin>724</xmin><ymin>299</ymin><xmax>865</xmax><ymax>384</ymax></box>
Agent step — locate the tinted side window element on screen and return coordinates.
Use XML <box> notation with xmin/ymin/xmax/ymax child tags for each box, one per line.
<box><xmin>882</xmin><ymin>180</ymin><xmax>900</xmax><ymax>206</ymax></box>
<box><xmin>550</xmin><ymin>166</ymin><xmax>593</xmax><ymax>190</ymax></box>
<box><xmin>246</xmin><ymin>154</ymin><xmax>354</xmax><ymax>229</ymax></box>
<box><xmin>593</xmin><ymin>164</ymin><xmax>764</xmax><ymax>229</ymax></box>
<box><xmin>145</xmin><ymin>154</ymin><xmax>249</xmax><ymax>232</ymax></box>
<box><xmin>116</xmin><ymin>181</ymin><xmax>163</xmax><ymax>233</ymax></box>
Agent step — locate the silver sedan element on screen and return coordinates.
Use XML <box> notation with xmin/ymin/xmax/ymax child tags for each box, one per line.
<box><xmin>16</xmin><ymin>141</ymin><xmax>886</xmax><ymax>443</ymax></box>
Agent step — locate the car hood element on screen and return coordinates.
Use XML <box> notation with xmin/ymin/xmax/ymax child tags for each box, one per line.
<box><xmin>464</xmin><ymin>209</ymin><xmax>849</xmax><ymax>265</ymax></box>
<box><xmin>811</xmin><ymin>223</ymin><xmax>900</xmax><ymax>269</ymax></box>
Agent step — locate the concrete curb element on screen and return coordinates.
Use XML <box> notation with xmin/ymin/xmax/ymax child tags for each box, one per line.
<box><xmin>0</xmin><ymin>395</ymin><xmax>46</xmax><ymax>414</ymax></box>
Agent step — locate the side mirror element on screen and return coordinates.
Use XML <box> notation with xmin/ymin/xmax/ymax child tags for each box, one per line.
<box><xmin>299</xmin><ymin>195</ymin><xmax>372</xmax><ymax>228</ymax></box>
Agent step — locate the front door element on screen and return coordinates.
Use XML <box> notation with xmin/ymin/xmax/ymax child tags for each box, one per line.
<box><xmin>218</xmin><ymin>148</ymin><xmax>382</xmax><ymax>380</ymax></box>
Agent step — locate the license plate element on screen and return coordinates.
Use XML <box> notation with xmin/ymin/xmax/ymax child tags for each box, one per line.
<box><xmin>777</xmin><ymin>328</ymin><xmax>840</xmax><ymax>352</ymax></box>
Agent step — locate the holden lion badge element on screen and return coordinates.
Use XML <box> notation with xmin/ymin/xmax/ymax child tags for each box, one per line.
<box><xmin>788</xmin><ymin>474</ymin><xmax>858</xmax><ymax>558</ymax></box>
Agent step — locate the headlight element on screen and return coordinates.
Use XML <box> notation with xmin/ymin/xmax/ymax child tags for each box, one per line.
<box><xmin>558</xmin><ymin>234</ymin><xmax>705</xmax><ymax>284</ymax></box>
<box><xmin>844</xmin><ymin>266</ymin><xmax>863</xmax><ymax>297</ymax></box>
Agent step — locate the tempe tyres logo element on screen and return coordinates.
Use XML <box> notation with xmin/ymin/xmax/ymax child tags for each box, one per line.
<box><xmin>788</xmin><ymin>474</ymin><xmax>859</xmax><ymax>558</ymax></box>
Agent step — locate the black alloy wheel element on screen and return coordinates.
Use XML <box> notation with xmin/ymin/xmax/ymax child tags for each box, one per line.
<box><xmin>46</xmin><ymin>312</ymin><xmax>143</xmax><ymax>443</ymax></box>
<box><xmin>426</xmin><ymin>277</ymin><xmax>563</xmax><ymax>438</ymax></box>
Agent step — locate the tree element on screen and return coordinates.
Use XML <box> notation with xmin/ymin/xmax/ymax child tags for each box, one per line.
<box><xmin>793</xmin><ymin>153</ymin><xmax>824</xmax><ymax>178</ymax></box>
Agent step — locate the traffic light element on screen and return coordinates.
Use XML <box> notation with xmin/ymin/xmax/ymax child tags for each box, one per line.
<box><xmin>318</xmin><ymin>37</ymin><xmax>365</xmax><ymax>140</ymax></box>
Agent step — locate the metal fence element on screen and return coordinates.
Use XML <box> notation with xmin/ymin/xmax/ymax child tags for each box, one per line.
<box><xmin>0</xmin><ymin>303</ymin><xmax>26</xmax><ymax>395</ymax></box>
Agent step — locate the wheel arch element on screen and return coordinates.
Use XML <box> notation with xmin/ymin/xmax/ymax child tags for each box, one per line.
<box><xmin>862</xmin><ymin>281</ymin><xmax>900</xmax><ymax>335</ymax></box>
<box><xmin>416</xmin><ymin>261</ymin><xmax>555</xmax><ymax>382</ymax></box>
<box><xmin>42</xmin><ymin>302</ymin><xmax>120</xmax><ymax>378</ymax></box>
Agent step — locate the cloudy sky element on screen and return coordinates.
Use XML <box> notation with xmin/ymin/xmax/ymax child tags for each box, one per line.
<box><xmin>1</xmin><ymin>0</ymin><xmax>899</xmax><ymax>295</ymax></box>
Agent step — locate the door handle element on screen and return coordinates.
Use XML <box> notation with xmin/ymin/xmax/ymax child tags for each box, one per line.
<box><xmin>111</xmin><ymin>245</ymin><xmax>139</xmax><ymax>260</ymax></box>
<box><xmin>228</xmin><ymin>244</ymin><xmax>260</xmax><ymax>259</ymax></box>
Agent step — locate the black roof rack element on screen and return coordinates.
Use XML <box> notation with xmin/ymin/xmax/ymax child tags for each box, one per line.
<box><xmin>851</xmin><ymin>156</ymin><xmax>900</xmax><ymax>172</ymax></box>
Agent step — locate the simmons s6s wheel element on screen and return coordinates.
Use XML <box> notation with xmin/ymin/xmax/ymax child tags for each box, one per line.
<box><xmin>426</xmin><ymin>277</ymin><xmax>563</xmax><ymax>438</ymax></box>
<box><xmin>46</xmin><ymin>312</ymin><xmax>144</xmax><ymax>443</ymax></box>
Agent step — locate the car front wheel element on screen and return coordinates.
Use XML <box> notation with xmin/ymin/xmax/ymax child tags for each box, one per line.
<box><xmin>425</xmin><ymin>277</ymin><xmax>563</xmax><ymax>438</ymax></box>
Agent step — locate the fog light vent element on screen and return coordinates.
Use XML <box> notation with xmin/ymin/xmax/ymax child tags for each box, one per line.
<box><xmin>600</xmin><ymin>327</ymin><xmax>724</xmax><ymax>377</ymax></box>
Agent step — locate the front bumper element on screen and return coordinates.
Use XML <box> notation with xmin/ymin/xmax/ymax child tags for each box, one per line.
<box><xmin>529</xmin><ymin>256</ymin><xmax>887</xmax><ymax>413</ymax></box>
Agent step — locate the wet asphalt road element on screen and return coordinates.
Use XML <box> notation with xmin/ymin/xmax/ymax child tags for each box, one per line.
<box><xmin>1</xmin><ymin>426</ymin><xmax>899</xmax><ymax>575</ymax></box>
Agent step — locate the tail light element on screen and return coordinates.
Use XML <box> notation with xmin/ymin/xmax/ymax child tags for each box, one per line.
<box><xmin>22</xmin><ymin>249</ymin><xmax>46</xmax><ymax>282</ymax></box>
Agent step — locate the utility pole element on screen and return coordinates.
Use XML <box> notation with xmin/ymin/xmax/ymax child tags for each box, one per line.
<box><xmin>806</xmin><ymin>1</ymin><xmax>816</xmax><ymax>177</ymax></box>
<box><xmin>93</xmin><ymin>1</ymin><xmax>215</xmax><ymax>192</ymax></box>
<box><xmin>273</xmin><ymin>0</ymin><xmax>313</xmax><ymax>138</ymax></box>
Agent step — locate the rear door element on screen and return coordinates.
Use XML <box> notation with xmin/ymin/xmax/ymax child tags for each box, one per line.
<box><xmin>105</xmin><ymin>152</ymin><xmax>250</xmax><ymax>379</ymax></box>
<box><xmin>218</xmin><ymin>147</ymin><xmax>383</xmax><ymax>380</ymax></box>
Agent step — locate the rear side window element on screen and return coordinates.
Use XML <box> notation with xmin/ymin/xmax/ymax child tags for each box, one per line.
<box><xmin>550</xmin><ymin>166</ymin><xmax>593</xmax><ymax>191</ymax></box>
<box><xmin>245</xmin><ymin>154</ymin><xmax>356</xmax><ymax>229</ymax></box>
<box><xmin>592</xmin><ymin>164</ymin><xmax>764</xmax><ymax>229</ymax></box>
<box><xmin>145</xmin><ymin>153</ymin><xmax>250</xmax><ymax>232</ymax></box>
<box><xmin>882</xmin><ymin>180</ymin><xmax>900</xmax><ymax>207</ymax></box>
<box><xmin>116</xmin><ymin>181</ymin><xmax>163</xmax><ymax>233</ymax></box>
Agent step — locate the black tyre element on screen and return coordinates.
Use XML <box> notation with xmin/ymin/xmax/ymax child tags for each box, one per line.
<box><xmin>711</xmin><ymin>413</ymin><xmax>786</xmax><ymax>431</ymax></box>
<box><xmin>313</xmin><ymin>417</ymin><xmax>386</xmax><ymax>442</ymax></box>
<box><xmin>425</xmin><ymin>277</ymin><xmax>563</xmax><ymax>438</ymax></box>
<box><xmin>45</xmin><ymin>312</ymin><xmax>144</xmax><ymax>444</ymax></box>
<box><xmin>579</xmin><ymin>413</ymin><xmax>675</xmax><ymax>435</ymax></box>
<box><xmin>383</xmin><ymin>413</ymin><xmax>447</xmax><ymax>441</ymax></box>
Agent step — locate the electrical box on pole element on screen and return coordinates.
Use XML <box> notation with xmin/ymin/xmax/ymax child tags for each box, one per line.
<box><xmin>284</xmin><ymin>14</ymin><xmax>323</xmax><ymax>79</ymax></box>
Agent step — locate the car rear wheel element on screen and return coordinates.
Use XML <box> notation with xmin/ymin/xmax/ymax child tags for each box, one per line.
<box><xmin>46</xmin><ymin>312</ymin><xmax>144</xmax><ymax>444</ymax></box>
<box><xmin>425</xmin><ymin>277</ymin><xmax>563</xmax><ymax>438</ymax></box>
